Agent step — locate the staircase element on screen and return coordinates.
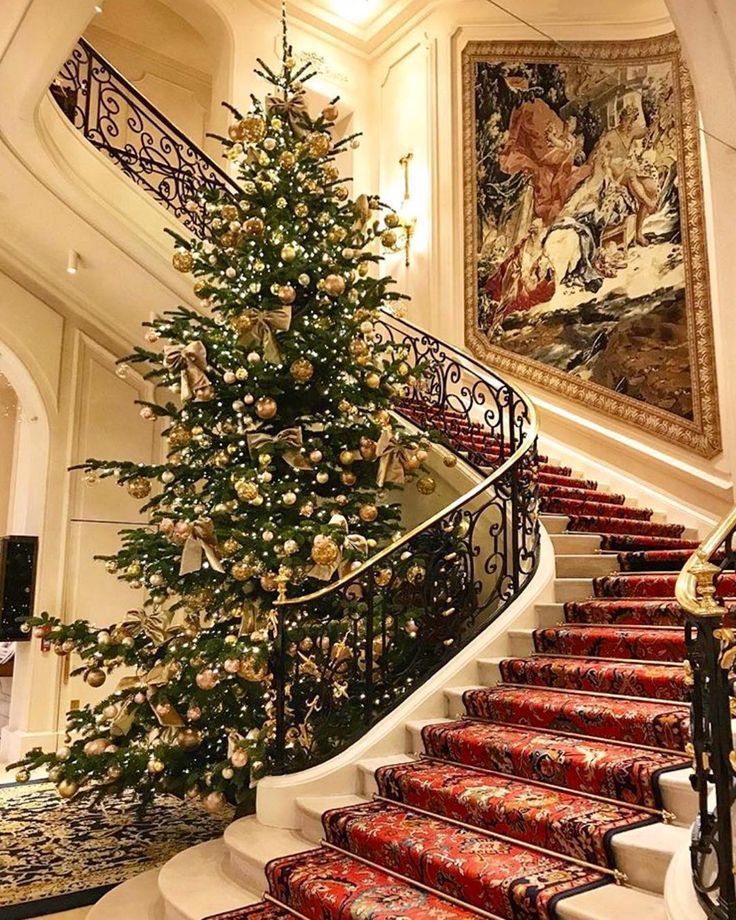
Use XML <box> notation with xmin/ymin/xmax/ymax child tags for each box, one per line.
<box><xmin>87</xmin><ymin>445</ymin><xmax>698</xmax><ymax>920</ymax></box>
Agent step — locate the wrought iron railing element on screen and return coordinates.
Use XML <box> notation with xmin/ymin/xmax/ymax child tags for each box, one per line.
<box><xmin>50</xmin><ymin>38</ymin><xmax>238</xmax><ymax>236</ymax></box>
<box><xmin>676</xmin><ymin>509</ymin><xmax>736</xmax><ymax>920</ymax></box>
<box><xmin>49</xmin><ymin>37</ymin><xmax>541</xmax><ymax>774</ymax></box>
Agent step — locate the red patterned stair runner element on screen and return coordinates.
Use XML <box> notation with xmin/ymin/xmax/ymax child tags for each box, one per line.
<box><xmin>211</xmin><ymin>453</ymin><xmax>706</xmax><ymax>919</ymax></box>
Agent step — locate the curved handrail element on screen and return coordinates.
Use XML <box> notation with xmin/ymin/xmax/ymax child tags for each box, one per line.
<box><xmin>674</xmin><ymin>505</ymin><xmax>736</xmax><ymax>920</ymax></box>
<box><xmin>277</xmin><ymin>319</ymin><xmax>538</xmax><ymax>606</ymax></box>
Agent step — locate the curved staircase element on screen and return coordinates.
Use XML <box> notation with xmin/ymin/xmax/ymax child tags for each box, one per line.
<box><xmin>89</xmin><ymin>444</ymin><xmax>700</xmax><ymax>920</ymax></box>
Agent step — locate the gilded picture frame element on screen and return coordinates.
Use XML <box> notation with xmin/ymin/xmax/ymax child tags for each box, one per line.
<box><xmin>462</xmin><ymin>33</ymin><xmax>721</xmax><ymax>457</ymax></box>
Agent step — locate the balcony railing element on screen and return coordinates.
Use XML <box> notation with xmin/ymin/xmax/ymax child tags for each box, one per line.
<box><xmin>49</xmin><ymin>37</ymin><xmax>541</xmax><ymax>774</ymax></box>
<box><xmin>676</xmin><ymin>509</ymin><xmax>736</xmax><ymax>920</ymax></box>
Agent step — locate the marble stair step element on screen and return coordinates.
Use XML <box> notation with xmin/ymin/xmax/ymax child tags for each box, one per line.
<box><xmin>555</xmin><ymin>577</ymin><xmax>596</xmax><ymax>602</ymax></box>
<box><xmin>224</xmin><ymin>815</ymin><xmax>313</xmax><ymax>896</ymax></box>
<box><xmin>551</xmin><ymin>533</ymin><xmax>603</xmax><ymax>554</ymax></box>
<box><xmin>559</xmin><ymin>884</ymin><xmax>666</xmax><ymax>920</ymax></box>
<box><xmin>542</xmin><ymin>513</ymin><xmax>571</xmax><ymax>533</ymax></box>
<box><xmin>295</xmin><ymin>780</ymin><xmax>689</xmax><ymax>894</ymax></box>
<box><xmin>535</xmin><ymin>602</ymin><xmax>567</xmax><ymax>627</ymax></box>
<box><xmin>556</xmin><ymin>554</ymin><xmax>620</xmax><ymax>578</ymax></box>
<box><xmin>158</xmin><ymin>837</ymin><xmax>260</xmax><ymax>920</ymax></box>
<box><xmin>86</xmin><ymin>868</ymin><xmax>163</xmax><ymax>920</ymax></box>
<box><xmin>357</xmin><ymin>754</ymin><xmax>415</xmax><ymax>797</ymax></box>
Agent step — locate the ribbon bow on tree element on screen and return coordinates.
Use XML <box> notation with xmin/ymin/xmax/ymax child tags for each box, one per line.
<box><xmin>179</xmin><ymin>519</ymin><xmax>225</xmax><ymax>576</ymax></box>
<box><xmin>247</xmin><ymin>427</ymin><xmax>312</xmax><ymax>470</ymax></box>
<box><xmin>265</xmin><ymin>88</ymin><xmax>309</xmax><ymax>136</ymax></box>
<box><xmin>309</xmin><ymin>513</ymin><xmax>369</xmax><ymax>581</ymax></box>
<box><xmin>120</xmin><ymin>607</ymin><xmax>173</xmax><ymax>645</ymax></box>
<box><xmin>236</xmin><ymin>306</ymin><xmax>292</xmax><ymax>363</ymax></box>
<box><xmin>163</xmin><ymin>341</ymin><xmax>213</xmax><ymax>401</ymax></box>
<box><xmin>375</xmin><ymin>427</ymin><xmax>413</xmax><ymax>486</ymax></box>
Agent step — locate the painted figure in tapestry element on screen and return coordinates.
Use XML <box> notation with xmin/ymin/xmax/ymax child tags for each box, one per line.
<box><xmin>474</xmin><ymin>60</ymin><xmax>691</xmax><ymax>420</ymax></box>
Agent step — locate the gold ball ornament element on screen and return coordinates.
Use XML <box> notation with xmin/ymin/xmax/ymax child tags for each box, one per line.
<box><xmin>279</xmin><ymin>285</ymin><xmax>297</xmax><ymax>304</ymax></box>
<box><xmin>290</xmin><ymin>358</ymin><xmax>314</xmax><ymax>383</ymax></box>
<box><xmin>416</xmin><ymin>476</ymin><xmax>436</xmax><ymax>495</ymax></box>
<box><xmin>85</xmin><ymin>668</ymin><xmax>106</xmax><ymax>688</ymax></box>
<box><xmin>279</xmin><ymin>151</ymin><xmax>296</xmax><ymax>168</ymax></box>
<box><xmin>228</xmin><ymin>121</ymin><xmax>245</xmax><ymax>141</ymax></box>
<box><xmin>168</xmin><ymin>424</ymin><xmax>192</xmax><ymax>448</ymax></box>
<box><xmin>382</xmin><ymin>229</ymin><xmax>398</xmax><ymax>248</ymax></box>
<box><xmin>255</xmin><ymin>397</ymin><xmax>278</xmax><ymax>420</ymax></box>
<box><xmin>172</xmin><ymin>251</ymin><xmax>193</xmax><ymax>273</ymax></box>
<box><xmin>311</xmin><ymin>535</ymin><xmax>340</xmax><ymax>566</ymax></box>
<box><xmin>339</xmin><ymin>450</ymin><xmax>355</xmax><ymax>466</ymax></box>
<box><xmin>195</xmin><ymin>669</ymin><xmax>219</xmax><ymax>690</ymax></box>
<box><xmin>127</xmin><ymin>477</ymin><xmax>151</xmax><ymax>499</ymax></box>
<box><xmin>203</xmin><ymin>791</ymin><xmax>226</xmax><ymax>813</ymax></box>
<box><xmin>323</xmin><ymin>274</ymin><xmax>346</xmax><ymax>296</ymax></box>
<box><xmin>243</xmin><ymin>217</ymin><xmax>265</xmax><ymax>237</ymax></box>
<box><xmin>340</xmin><ymin>471</ymin><xmax>357</xmax><ymax>486</ymax></box>
<box><xmin>281</xmin><ymin>244</ymin><xmax>297</xmax><ymax>262</ymax></box>
<box><xmin>231</xmin><ymin>561</ymin><xmax>254</xmax><ymax>581</ymax></box>
<box><xmin>365</xmin><ymin>373</ymin><xmax>381</xmax><ymax>389</ymax></box>
<box><xmin>83</xmin><ymin>738</ymin><xmax>108</xmax><ymax>757</ymax></box>
<box><xmin>221</xmin><ymin>204</ymin><xmax>239</xmax><ymax>222</ymax></box>
<box><xmin>385</xmin><ymin>212</ymin><xmax>401</xmax><ymax>229</ymax></box>
<box><xmin>222</xmin><ymin>538</ymin><xmax>241</xmax><ymax>556</ymax></box>
<box><xmin>359</xmin><ymin>438</ymin><xmax>377</xmax><ymax>461</ymax></box>
<box><xmin>322</xmin><ymin>104</ymin><xmax>339</xmax><ymax>121</ymax></box>
<box><xmin>235</xmin><ymin>480</ymin><xmax>260</xmax><ymax>502</ymax></box>
<box><xmin>57</xmin><ymin>779</ymin><xmax>79</xmax><ymax>798</ymax></box>
<box><xmin>240</xmin><ymin>114</ymin><xmax>266</xmax><ymax>143</ymax></box>
<box><xmin>260</xmin><ymin>572</ymin><xmax>279</xmax><ymax>592</ymax></box>
<box><xmin>147</xmin><ymin>758</ymin><xmax>165</xmax><ymax>774</ymax></box>
<box><xmin>177</xmin><ymin>728</ymin><xmax>202</xmax><ymax>751</ymax></box>
<box><xmin>443</xmin><ymin>454</ymin><xmax>458</xmax><ymax>468</ymax></box>
<box><xmin>306</xmin><ymin>132</ymin><xmax>331</xmax><ymax>158</ymax></box>
<box><xmin>15</xmin><ymin>769</ymin><xmax>30</xmax><ymax>783</ymax></box>
<box><xmin>359</xmin><ymin>504</ymin><xmax>378</xmax><ymax>523</ymax></box>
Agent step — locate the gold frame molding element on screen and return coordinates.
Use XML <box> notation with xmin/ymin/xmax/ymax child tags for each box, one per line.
<box><xmin>462</xmin><ymin>33</ymin><xmax>722</xmax><ymax>458</ymax></box>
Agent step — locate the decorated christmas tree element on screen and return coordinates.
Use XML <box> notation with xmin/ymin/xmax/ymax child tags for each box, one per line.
<box><xmin>11</xmin><ymin>15</ymin><xmax>435</xmax><ymax>812</ymax></box>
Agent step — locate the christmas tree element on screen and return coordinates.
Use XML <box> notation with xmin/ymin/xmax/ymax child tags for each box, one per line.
<box><xmin>11</xmin><ymin>16</ymin><xmax>435</xmax><ymax>812</ymax></box>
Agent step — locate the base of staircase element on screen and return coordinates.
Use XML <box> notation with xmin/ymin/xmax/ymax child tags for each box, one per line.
<box><xmin>87</xmin><ymin>869</ymin><xmax>163</xmax><ymax>920</ymax></box>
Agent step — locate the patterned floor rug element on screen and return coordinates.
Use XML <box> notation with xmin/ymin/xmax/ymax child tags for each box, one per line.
<box><xmin>0</xmin><ymin>780</ymin><xmax>230</xmax><ymax>919</ymax></box>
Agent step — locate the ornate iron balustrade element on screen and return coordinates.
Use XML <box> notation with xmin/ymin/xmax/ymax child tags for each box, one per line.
<box><xmin>51</xmin><ymin>38</ymin><xmax>239</xmax><ymax>237</ymax></box>
<box><xmin>270</xmin><ymin>314</ymin><xmax>539</xmax><ymax>773</ymax></box>
<box><xmin>677</xmin><ymin>510</ymin><xmax>736</xmax><ymax>920</ymax></box>
<box><xmin>49</xmin><ymin>37</ymin><xmax>541</xmax><ymax>775</ymax></box>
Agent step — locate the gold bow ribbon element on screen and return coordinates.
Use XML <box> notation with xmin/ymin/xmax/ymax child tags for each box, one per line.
<box><xmin>309</xmin><ymin>514</ymin><xmax>369</xmax><ymax>582</ymax></box>
<box><xmin>112</xmin><ymin>660</ymin><xmax>183</xmax><ymax>734</ymax></box>
<box><xmin>164</xmin><ymin>341</ymin><xmax>212</xmax><ymax>402</ymax></box>
<box><xmin>121</xmin><ymin>607</ymin><xmax>172</xmax><ymax>645</ymax></box>
<box><xmin>265</xmin><ymin>89</ymin><xmax>309</xmax><ymax>136</ymax></box>
<box><xmin>237</xmin><ymin>306</ymin><xmax>292</xmax><ymax>363</ymax></box>
<box><xmin>375</xmin><ymin>427</ymin><xmax>412</xmax><ymax>486</ymax></box>
<box><xmin>247</xmin><ymin>427</ymin><xmax>312</xmax><ymax>470</ymax></box>
<box><xmin>180</xmin><ymin>520</ymin><xmax>225</xmax><ymax>576</ymax></box>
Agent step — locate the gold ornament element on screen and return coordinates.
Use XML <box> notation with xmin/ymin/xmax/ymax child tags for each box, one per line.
<box><xmin>168</xmin><ymin>424</ymin><xmax>192</xmax><ymax>448</ymax></box>
<box><xmin>127</xmin><ymin>476</ymin><xmax>151</xmax><ymax>499</ymax></box>
<box><xmin>281</xmin><ymin>244</ymin><xmax>297</xmax><ymax>262</ymax></box>
<box><xmin>323</xmin><ymin>274</ymin><xmax>346</xmax><ymax>296</ymax></box>
<box><xmin>322</xmin><ymin>104</ymin><xmax>339</xmax><ymax>121</ymax></box>
<box><xmin>222</xmin><ymin>538</ymin><xmax>240</xmax><ymax>556</ymax></box>
<box><xmin>299</xmin><ymin>501</ymin><xmax>314</xmax><ymax>517</ymax></box>
<box><xmin>416</xmin><ymin>476</ymin><xmax>436</xmax><ymax>495</ymax></box>
<box><xmin>15</xmin><ymin>769</ymin><xmax>30</xmax><ymax>783</ymax></box>
<box><xmin>306</xmin><ymin>131</ymin><xmax>331</xmax><ymax>158</ymax></box>
<box><xmin>279</xmin><ymin>151</ymin><xmax>296</xmax><ymax>168</ymax></box>
<box><xmin>85</xmin><ymin>668</ymin><xmax>106</xmax><ymax>688</ymax></box>
<box><xmin>443</xmin><ymin>455</ymin><xmax>458</xmax><ymax>468</ymax></box>
<box><xmin>365</xmin><ymin>373</ymin><xmax>381</xmax><ymax>389</ymax></box>
<box><xmin>255</xmin><ymin>397</ymin><xmax>278</xmax><ymax>420</ymax></box>
<box><xmin>350</xmin><ymin>338</ymin><xmax>368</xmax><ymax>356</ymax></box>
<box><xmin>243</xmin><ymin>217</ymin><xmax>265</xmax><ymax>237</ymax></box>
<box><xmin>203</xmin><ymin>791</ymin><xmax>226</xmax><ymax>813</ymax></box>
<box><xmin>359</xmin><ymin>438</ymin><xmax>377</xmax><ymax>461</ymax></box>
<box><xmin>290</xmin><ymin>358</ymin><xmax>314</xmax><ymax>383</ymax></box>
<box><xmin>339</xmin><ymin>450</ymin><xmax>355</xmax><ymax>466</ymax></box>
<box><xmin>196</xmin><ymin>669</ymin><xmax>218</xmax><ymax>690</ymax></box>
<box><xmin>231</xmin><ymin>560</ymin><xmax>255</xmax><ymax>581</ymax></box>
<box><xmin>235</xmin><ymin>480</ymin><xmax>259</xmax><ymax>502</ymax></box>
<box><xmin>193</xmin><ymin>280</ymin><xmax>208</xmax><ymax>297</ymax></box>
<box><xmin>278</xmin><ymin>285</ymin><xmax>297</xmax><ymax>304</ymax></box>
<box><xmin>221</xmin><ymin>204</ymin><xmax>238</xmax><ymax>221</ymax></box>
<box><xmin>212</xmin><ymin>450</ymin><xmax>230</xmax><ymax>468</ymax></box>
<box><xmin>240</xmin><ymin>114</ymin><xmax>266</xmax><ymax>143</ymax></box>
<box><xmin>311</xmin><ymin>535</ymin><xmax>340</xmax><ymax>566</ymax></box>
<box><xmin>260</xmin><ymin>572</ymin><xmax>279</xmax><ymax>592</ymax></box>
<box><xmin>359</xmin><ymin>504</ymin><xmax>378</xmax><ymax>523</ymax></box>
<box><xmin>172</xmin><ymin>251</ymin><xmax>193</xmax><ymax>273</ymax></box>
<box><xmin>382</xmin><ymin>230</ymin><xmax>398</xmax><ymax>248</ymax></box>
<box><xmin>177</xmin><ymin>728</ymin><xmax>202</xmax><ymax>750</ymax></box>
<box><xmin>341</xmin><ymin>471</ymin><xmax>357</xmax><ymax>486</ymax></box>
<box><xmin>57</xmin><ymin>779</ymin><xmax>79</xmax><ymax>799</ymax></box>
<box><xmin>385</xmin><ymin>212</ymin><xmax>401</xmax><ymax>229</ymax></box>
<box><xmin>83</xmin><ymin>738</ymin><xmax>108</xmax><ymax>757</ymax></box>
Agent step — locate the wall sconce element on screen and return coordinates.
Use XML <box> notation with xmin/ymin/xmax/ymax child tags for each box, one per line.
<box><xmin>66</xmin><ymin>250</ymin><xmax>80</xmax><ymax>274</ymax></box>
<box><xmin>384</xmin><ymin>153</ymin><xmax>417</xmax><ymax>267</ymax></box>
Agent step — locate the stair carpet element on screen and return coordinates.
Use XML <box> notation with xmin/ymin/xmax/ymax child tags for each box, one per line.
<box><xmin>199</xmin><ymin>422</ymin><xmax>705</xmax><ymax>919</ymax></box>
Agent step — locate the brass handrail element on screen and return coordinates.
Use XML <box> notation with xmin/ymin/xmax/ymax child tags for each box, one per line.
<box><xmin>276</xmin><ymin>316</ymin><xmax>539</xmax><ymax>607</ymax></box>
<box><xmin>675</xmin><ymin>504</ymin><xmax>736</xmax><ymax>617</ymax></box>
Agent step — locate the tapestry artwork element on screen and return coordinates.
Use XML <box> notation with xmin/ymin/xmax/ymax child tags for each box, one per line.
<box><xmin>462</xmin><ymin>34</ymin><xmax>720</xmax><ymax>456</ymax></box>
